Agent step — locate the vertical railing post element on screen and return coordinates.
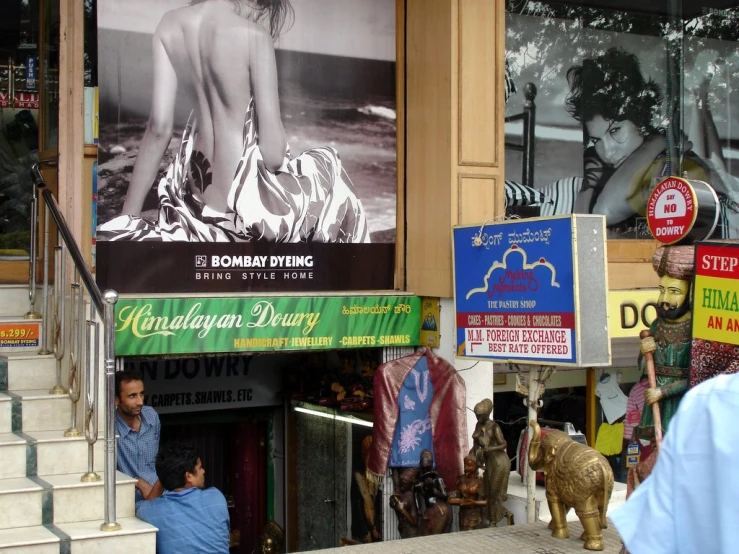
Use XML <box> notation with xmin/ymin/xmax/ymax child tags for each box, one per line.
<box><xmin>81</xmin><ymin>300</ymin><xmax>101</xmax><ymax>483</ymax></box>
<box><xmin>100</xmin><ymin>289</ymin><xmax>121</xmax><ymax>532</ymax></box>
<box><xmin>25</xmin><ymin>177</ymin><xmax>41</xmax><ymax>320</ymax></box>
<box><xmin>65</xmin><ymin>276</ymin><xmax>83</xmax><ymax>437</ymax></box>
<box><xmin>49</xmin><ymin>242</ymin><xmax>68</xmax><ymax>395</ymax></box>
<box><xmin>39</xmin><ymin>202</ymin><xmax>52</xmax><ymax>355</ymax></box>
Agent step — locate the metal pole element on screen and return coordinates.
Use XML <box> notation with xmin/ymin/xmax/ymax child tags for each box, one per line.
<box><xmin>522</xmin><ymin>83</ymin><xmax>537</xmax><ymax>188</ymax></box>
<box><xmin>65</xmin><ymin>277</ymin><xmax>83</xmax><ymax>437</ymax></box>
<box><xmin>101</xmin><ymin>289</ymin><xmax>121</xmax><ymax>532</ymax></box>
<box><xmin>39</xmin><ymin>204</ymin><xmax>51</xmax><ymax>355</ymax></box>
<box><xmin>25</xmin><ymin>177</ymin><xmax>41</xmax><ymax>319</ymax></box>
<box><xmin>82</xmin><ymin>301</ymin><xmax>101</xmax><ymax>483</ymax></box>
<box><xmin>525</xmin><ymin>365</ymin><xmax>538</xmax><ymax>524</ymax></box>
<box><xmin>50</xmin><ymin>243</ymin><xmax>68</xmax><ymax>395</ymax></box>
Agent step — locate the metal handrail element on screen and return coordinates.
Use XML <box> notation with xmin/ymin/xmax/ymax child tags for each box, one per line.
<box><xmin>31</xmin><ymin>167</ymin><xmax>104</xmax><ymax>312</ymax></box>
<box><xmin>29</xmin><ymin>164</ymin><xmax>120</xmax><ymax>532</ymax></box>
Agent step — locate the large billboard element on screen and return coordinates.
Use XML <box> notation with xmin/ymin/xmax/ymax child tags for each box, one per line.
<box><xmin>95</xmin><ymin>0</ymin><xmax>396</xmax><ymax>293</ymax></box>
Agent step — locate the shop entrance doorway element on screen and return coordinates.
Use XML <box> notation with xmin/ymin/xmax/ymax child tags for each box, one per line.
<box><xmin>161</xmin><ymin>416</ymin><xmax>268</xmax><ymax>554</ymax></box>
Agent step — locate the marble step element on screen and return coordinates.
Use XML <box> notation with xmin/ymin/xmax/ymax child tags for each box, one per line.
<box><xmin>0</xmin><ymin>285</ymin><xmax>42</xmax><ymax>318</ymax></box>
<box><xmin>33</xmin><ymin>431</ymin><xmax>105</xmax><ymax>477</ymax></box>
<box><xmin>0</xmin><ymin>477</ymin><xmax>44</xmax><ymax>530</ymax></box>
<box><xmin>0</xmin><ymin>525</ymin><xmax>59</xmax><ymax>554</ymax></box>
<box><xmin>0</xmin><ymin>517</ymin><xmax>157</xmax><ymax>554</ymax></box>
<box><xmin>1</xmin><ymin>353</ymin><xmax>57</xmax><ymax>392</ymax></box>
<box><xmin>0</xmin><ymin>433</ymin><xmax>26</xmax><ymax>479</ymax></box>
<box><xmin>0</xmin><ymin>393</ymin><xmax>12</xmax><ymax>434</ymax></box>
<box><xmin>59</xmin><ymin>517</ymin><xmax>158</xmax><ymax>554</ymax></box>
<box><xmin>0</xmin><ymin>430</ymin><xmax>106</xmax><ymax>480</ymax></box>
<box><xmin>44</xmin><ymin>471</ymin><xmax>137</xmax><ymax>525</ymax></box>
<box><xmin>0</xmin><ymin>471</ymin><xmax>136</xmax><ymax>531</ymax></box>
<box><xmin>8</xmin><ymin>389</ymin><xmax>72</xmax><ymax>434</ymax></box>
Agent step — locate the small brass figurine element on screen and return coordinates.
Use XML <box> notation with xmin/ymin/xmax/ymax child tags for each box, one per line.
<box><xmin>448</xmin><ymin>454</ymin><xmax>487</xmax><ymax>531</ymax></box>
<box><xmin>470</xmin><ymin>399</ymin><xmax>513</xmax><ymax>527</ymax></box>
<box><xmin>414</xmin><ymin>449</ymin><xmax>452</xmax><ymax>535</ymax></box>
<box><xmin>389</xmin><ymin>468</ymin><xmax>420</xmax><ymax>539</ymax></box>
<box><xmin>257</xmin><ymin>521</ymin><xmax>284</xmax><ymax>554</ymax></box>
<box><xmin>528</xmin><ymin>420</ymin><xmax>614</xmax><ymax>551</ymax></box>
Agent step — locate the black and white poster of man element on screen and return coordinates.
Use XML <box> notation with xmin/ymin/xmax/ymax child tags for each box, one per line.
<box><xmin>504</xmin><ymin>1</ymin><xmax>739</xmax><ymax>240</ymax></box>
<box><xmin>95</xmin><ymin>0</ymin><xmax>397</xmax><ymax>293</ymax></box>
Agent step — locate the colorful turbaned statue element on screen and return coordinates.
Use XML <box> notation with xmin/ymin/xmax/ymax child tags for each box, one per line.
<box><xmin>633</xmin><ymin>245</ymin><xmax>695</xmax><ymax>443</ymax></box>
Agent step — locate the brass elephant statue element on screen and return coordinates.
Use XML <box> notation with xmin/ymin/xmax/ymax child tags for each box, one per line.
<box><xmin>528</xmin><ymin>420</ymin><xmax>614</xmax><ymax>551</ymax></box>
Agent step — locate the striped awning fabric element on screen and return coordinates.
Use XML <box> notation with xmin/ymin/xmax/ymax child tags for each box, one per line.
<box><xmin>504</xmin><ymin>180</ymin><xmax>549</xmax><ymax>207</ymax></box>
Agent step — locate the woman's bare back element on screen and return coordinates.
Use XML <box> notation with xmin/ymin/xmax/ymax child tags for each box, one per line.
<box><xmin>155</xmin><ymin>1</ymin><xmax>283</xmax><ymax>211</ymax></box>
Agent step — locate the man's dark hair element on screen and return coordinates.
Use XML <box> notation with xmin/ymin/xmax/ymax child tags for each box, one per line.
<box><xmin>156</xmin><ymin>440</ymin><xmax>200</xmax><ymax>491</ymax></box>
<box><xmin>565</xmin><ymin>47</ymin><xmax>662</xmax><ymax>141</ymax></box>
<box><xmin>115</xmin><ymin>368</ymin><xmax>144</xmax><ymax>398</ymax></box>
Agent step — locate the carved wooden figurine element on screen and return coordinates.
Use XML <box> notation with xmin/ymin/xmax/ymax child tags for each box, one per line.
<box><xmin>414</xmin><ymin>449</ymin><xmax>452</xmax><ymax>535</ymax></box>
<box><xmin>389</xmin><ymin>468</ymin><xmax>420</xmax><ymax>539</ymax></box>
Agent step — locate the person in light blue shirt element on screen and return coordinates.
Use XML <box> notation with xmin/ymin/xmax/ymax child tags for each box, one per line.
<box><xmin>611</xmin><ymin>372</ymin><xmax>739</xmax><ymax>554</ymax></box>
<box><xmin>115</xmin><ymin>368</ymin><xmax>162</xmax><ymax>505</ymax></box>
<box><xmin>137</xmin><ymin>440</ymin><xmax>230</xmax><ymax>554</ymax></box>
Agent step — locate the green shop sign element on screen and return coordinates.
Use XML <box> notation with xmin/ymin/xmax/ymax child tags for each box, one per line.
<box><xmin>114</xmin><ymin>296</ymin><xmax>421</xmax><ymax>356</ymax></box>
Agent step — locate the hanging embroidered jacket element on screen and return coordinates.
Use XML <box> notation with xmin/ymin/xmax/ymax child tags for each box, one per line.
<box><xmin>367</xmin><ymin>349</ymin><xmax>467</xmax><ymax>488</ymax></box>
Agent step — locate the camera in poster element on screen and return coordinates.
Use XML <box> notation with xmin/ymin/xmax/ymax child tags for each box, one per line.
<box><xmin>95</xmin><ymin>0</ymin><xmax>397</xmax><ymax>293</ymax></box>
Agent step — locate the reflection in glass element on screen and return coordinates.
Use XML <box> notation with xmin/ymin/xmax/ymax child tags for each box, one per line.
<box><xmin>504</xmin><ymin>1</ymin><xmax>739</xmax><ymax>239</ymax></box>
<box><xmin>41</xmin><ymin>0</ymin><xmax>59</xmax><ymax>150</ymax></box>
<box><xmin>0</xmin><ymin>0</ymin><xmax>47</xmax><ymax>258</ymax></box>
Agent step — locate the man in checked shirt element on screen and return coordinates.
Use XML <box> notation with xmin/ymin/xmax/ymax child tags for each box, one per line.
<box><xmin>115</xmin><ymin>368</ymin><xmax>163</xmax><ymax>505</ymax></box>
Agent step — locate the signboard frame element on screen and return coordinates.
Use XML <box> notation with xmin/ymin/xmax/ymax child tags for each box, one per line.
<box><xmin>452</xmin><ymin>214</ymin><xmax>611</xmax><ymax>368</ymax></box>
<box><xmin>114</xmin><ymin>294</ymin><xmax>421</xmax><ymax>357</ymax></box>
<box><xmin>692</xmin><ymin>241</ymin><xmax>739</xmax><ymax>347</ymax></box>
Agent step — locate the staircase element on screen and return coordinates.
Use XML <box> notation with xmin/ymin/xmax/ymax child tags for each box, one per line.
<box><xmin>0</xmin><ymin>284</ymin><xmax>157</xmax><ymax>553</ymax></box>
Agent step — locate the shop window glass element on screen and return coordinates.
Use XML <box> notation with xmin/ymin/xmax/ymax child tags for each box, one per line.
<box><xmin>84</xmin><ymin>0</ymin><xmax>96</xmax><ymax>87</ymax></box>
<box><xmin>504</xmin><ymin>1</ymin><xmax>739</xmax><ymax>240</ymax></box>
<box><xmin>0</xmin><ymin>0</ymin><xmax>44</xmax><ymax>257</ymax></box>
<box><xmin>40</xmin><ymin>0</ymin><xmax>58</xmax><ymax>150</ymax></box>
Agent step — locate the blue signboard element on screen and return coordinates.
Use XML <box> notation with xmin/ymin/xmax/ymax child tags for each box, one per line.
<box><xmin>453</xmin><ymin>217</ymin><xmax>579</xmax><ymax>365</ymax></box>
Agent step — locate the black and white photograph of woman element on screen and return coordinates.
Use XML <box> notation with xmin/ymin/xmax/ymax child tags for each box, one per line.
<box><xmin>96</xmin><ymin>0</ymin><xmax>396</xmax><ymax>243</ymax></box>
<box><xmin>504</xmin><ymin>4</ymin><xmax>739</xmax><ymax>239</ymax></box>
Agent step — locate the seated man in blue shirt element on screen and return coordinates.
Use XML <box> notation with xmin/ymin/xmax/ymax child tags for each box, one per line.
<box><xmin>137</xmin><ymin>440</ymin><xmax>230</xmax><ymax>554</ymax></box>
<box><xmin>115</xmin><ymin>368</ymin><xmax>162</xmax><ymax>504</ymax></box>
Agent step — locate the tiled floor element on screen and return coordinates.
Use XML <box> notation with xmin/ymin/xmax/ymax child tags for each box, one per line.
<box><xmin>316</xmin><ymin>521</ymin><xmax>624</xmax><ymax>554</ymax></box>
